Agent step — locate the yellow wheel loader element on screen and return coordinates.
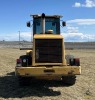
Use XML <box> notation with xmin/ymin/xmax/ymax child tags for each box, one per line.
<box><xmin>15</xmin><ymin>13</ymin><xmax>81</xmax><ymax>86</ymax></box>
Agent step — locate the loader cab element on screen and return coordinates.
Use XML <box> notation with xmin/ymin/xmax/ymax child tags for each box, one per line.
<box><xmin>33</xmin><ymin>17</ymin><xmax>60</xmax><ymax>35</ymax></box>
<box><xmin>27</xmin><ymin>13</ymin><xmax>66</xmax><ymax>35</ymax></box>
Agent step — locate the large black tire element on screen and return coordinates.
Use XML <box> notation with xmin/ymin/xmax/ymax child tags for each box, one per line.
<box><xmin>18</xmin><ymin>76</ymin><xmax>31</xmax><ymax>86</ymax></box>
<box><xmin>62</xmin><ymin>76</ymin><xmax>76</xmax><ymax>85</ymax></box>
<box><xmin>20</xmin><ymin>55</ymin><xmax>32</xmax><ymax>67</ymax></box>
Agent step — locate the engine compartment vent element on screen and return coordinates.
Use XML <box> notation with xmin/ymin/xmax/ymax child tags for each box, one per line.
<box><xmin>35</xmin><ymin>39</ymin><xmax>62</xmax><ymax>63</ymax></box>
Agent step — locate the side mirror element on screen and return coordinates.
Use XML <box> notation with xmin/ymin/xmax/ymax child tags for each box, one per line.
<box><xmin>62</xmin><ymin>21</ymin><xmax>66</xmax><ymax>27</ymax></box>
<box><xmin>27</xmin><ymin>22</ymin><xmax>31</xmax><ymax>27</ymax></box>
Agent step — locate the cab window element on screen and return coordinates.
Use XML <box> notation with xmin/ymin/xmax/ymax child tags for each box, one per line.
<box><xmin>33</xmin><ymin>17</ymin><xmax>60</xmax><ymax>34</ymax></box>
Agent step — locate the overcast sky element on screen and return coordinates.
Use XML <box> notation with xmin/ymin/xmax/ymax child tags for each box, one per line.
<box><xmin>0</xmin><ymin>0</ymin><xmax>95</xmax><ymax>42</ymax></box>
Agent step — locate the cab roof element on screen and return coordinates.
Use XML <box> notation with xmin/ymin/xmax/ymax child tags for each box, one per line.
<box><xmin>30</xmin><ymin>14</ymin><xmax>63</xmax><ymax>18</ymax></box>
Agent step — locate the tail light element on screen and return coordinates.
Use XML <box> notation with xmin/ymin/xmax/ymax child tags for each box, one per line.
<box><xmin>70</xmin><ymin>58</ymin><xmax>80</xmax><ymax>66</ymax></box>
<box><xmin>16</xmin><ymin>59</ymin><xmax>22</xmax><ymax>67</ymax></box>
<box><xmin>75</xmin><ymin>58</ymin><xmax>80</xmax><ymax>66</ymax></box>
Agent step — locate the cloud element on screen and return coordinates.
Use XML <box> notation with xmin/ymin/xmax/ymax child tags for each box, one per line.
<box><xmin>0</xmin><ymin>34</ymin><xmax>18</xmax><ymax>41</ymax></box>
<box><xmin>67</xmin><ymin>26</ymin><xmax>79</xmax><ymax>33</ymax></box>
<box><xmin>0</xmin><ymin>31</ymin><xmax>95</xmax><ymax>42</ymax></box>
<box><xmin>73</xmin><ymin>0</ymin><xmax>95</xmax><ymax>8</ymax></box>
<box><xmin>20</xmin><ymin>32</ymin><xmax>32</xmax><ymax>41</ymax></box>
<box><xmin>67</xmin><ymin>19</ymin><xmax>95</xmax><ymax>25</ymax></box>
<box><xmin>61</xmin><ymin>25</ymin><xmax>95</xmax><ymax>42</ymax></box>
<box><xmin>83</xmin><ymin>0</ymin><xmax>95</xmax><ymax>7</ymax></box>
<box><xmin>0</xmin><ymin>32</ymin><xmax>32</xmax><ymax>41</ymax></box>
<box><xmin>61</xmin><ymin>32</ymin><xmax>95</xmax><ymax>42</ymax></box>
<box><xmin>74</xmin><ymin>2</ymin><xmax>81</xmax><ymax>7</ymax></box>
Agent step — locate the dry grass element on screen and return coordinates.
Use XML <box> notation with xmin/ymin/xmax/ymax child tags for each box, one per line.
<box><xmin>0</xmin><ymin>48</ymin><xmax>95</xmax><ymax>100</ymax></box>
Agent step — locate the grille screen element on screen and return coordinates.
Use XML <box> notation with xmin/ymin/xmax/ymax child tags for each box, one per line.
<box><xmin>35</xmin><ymin>39</ymin><xmax>62</xmax><ymax>63</ymax></box>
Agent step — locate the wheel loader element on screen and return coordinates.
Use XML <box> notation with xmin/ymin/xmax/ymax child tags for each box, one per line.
<box><xmin>15</xmin><ymin>13</ymin><xmax>81</xmax><ymax>85</ymax></box>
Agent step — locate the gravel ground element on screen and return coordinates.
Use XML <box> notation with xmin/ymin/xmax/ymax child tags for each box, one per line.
<box><xmin>0</xmin><ymin>48</ymin><xmax>95</xmax><ymax>100</ymax></box>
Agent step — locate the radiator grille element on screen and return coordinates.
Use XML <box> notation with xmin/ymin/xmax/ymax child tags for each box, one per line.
<box><xmin>35</xmin><ymin>39</ymin><xmax>62</xmax><ymax>63</ymax></box>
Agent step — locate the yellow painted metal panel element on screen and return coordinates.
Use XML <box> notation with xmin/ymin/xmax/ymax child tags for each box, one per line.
<box><xmin>15</xmin><ymin>66</ymin><xmax>81</xmax><ymax>76</ymax></box>
<box><xmin>34</xmin><ymin>34</ymin><xmax>63</xmax><ymax>39</ymax></box>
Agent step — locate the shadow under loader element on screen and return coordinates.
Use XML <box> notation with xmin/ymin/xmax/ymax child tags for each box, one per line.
<box><xmin>0</xmin><ymin>71</ymin><xmax>71</xmax><ymax>99</ymax></box>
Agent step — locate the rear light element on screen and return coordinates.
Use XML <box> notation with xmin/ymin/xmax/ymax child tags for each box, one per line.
<box><xmin>70</xmin><ymin>58</ymin><xmax>80</xmax><ymax>66</ymax></box>
<box><xmin>75</xmin><ymin>58</ymin><xmax>80</xmax><ymax>66</ymax></box>
<box><xmin>17</xmin><ymin>59</ymin><xmax>22</xmax><ymax>63</ymax></box>
<box><xmin>16</xmin><ymin>59</ymin><xmax>22</xmax><ymax>67</ymax></box>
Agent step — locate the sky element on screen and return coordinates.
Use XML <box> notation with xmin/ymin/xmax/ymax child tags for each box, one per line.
<box><xmin>0</xmin><ymin>0</ymin><xmax>95</xmax><ymax>42</ymax></box>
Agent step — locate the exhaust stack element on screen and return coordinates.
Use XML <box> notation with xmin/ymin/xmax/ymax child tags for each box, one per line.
<box><xmin>42</xmin><ymin>13</ymin><xmax>45</xmax><ymax>34</ymax></box>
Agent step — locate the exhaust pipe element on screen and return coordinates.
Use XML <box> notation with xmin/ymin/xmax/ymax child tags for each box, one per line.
<box><xmin>42</xmin><ymin>13</ymin><xmax>45</xmax><ymax>34</ymax></box>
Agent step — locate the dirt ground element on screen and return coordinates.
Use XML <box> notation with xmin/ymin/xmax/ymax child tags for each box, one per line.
<box><xmin>0</xmin><ymin>48</ymin><xmax>95</xmax><ymax>100</ymax></box>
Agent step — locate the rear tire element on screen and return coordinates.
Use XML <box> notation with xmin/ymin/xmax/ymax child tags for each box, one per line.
<box><xmin>62</xmin><ymin>76</ymin><xmax>76</xmax><ymax>85</ymax></box>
